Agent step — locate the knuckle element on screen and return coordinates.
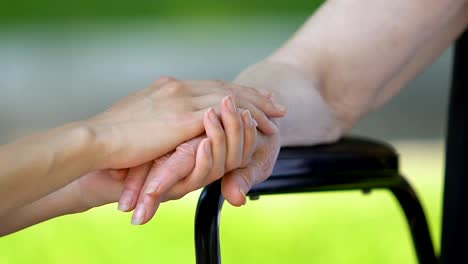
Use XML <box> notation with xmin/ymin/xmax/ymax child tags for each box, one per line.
<box><xmin>226</xmin><ymin>160</ymin><xmax>241</xmax><ymax>173</ymax></box>
<box><xmin>162</xmin><ymin>79</ymin><xmax>185</xmax><ymax>94</ymax></box>
<box><xmin>183</xmin><ymin>179</ymin><xmax>202</xmax><ymax>193</ymax></box>
<box><xmin>229</xmin><ymin>93</ymin><xmax>239</xmax><ymax>103</ymax></box>
<box><xmin>185</xmin><ymin>169</ymin><xmax>209</xmax><ymax>189</ymax></box>
<box><xmin>211</xmin><ymin>129</ymin><xmax>226</xmax><ymax>146</ymax></box>
<box><xmin>123</xmin><ymin>180</ymin><xmax>142</xmax><ymax>192</ymax></box>
<box><xmin>256</xmin><ymin>97</ymin><xmax>272</xmax><ymax>110</ymax></box>
<box><xmin>153</xmin><ymin>154</ymin><xmax>171</xmax><ymax>167</ymax></box>
<box><xmin>125</xmin><ymin>172</ymin><xmax>143</xmax><ymax>182</ymax></box>
<box><xmin>148</xmin><ymin>186</ymin><xmax>165</xmax><ymax>199</ymax></box>
<box><xmin>159</xmin><ymin>163</ymin><xmax>179</xmax><ymax>177</ymax></box>
<box><xmin>239</xmin><ymin>160</ymin><xmax>249</xmax><ymax>169</ymax></box>
<box><xmin>152</xmin><ymin>76</ymin><xmax>175</xmax><ymax>86</ymax></box>
<box><xmin>240</xmin><ymin>154</ymin><xmax>252</xmax><ymax>168</ymax></box>
<box><xmin>175</xmin><ymin>143</ymin><xmax>196</xmax><ymax>157</ymax></box>
<box><xmin>207</xmin><ymin>167</ymin><xmax>224</xmax><ymax>183</ymax></box>
<box><xmin>172</xmin><ymin>192</ymin><xmax>187</xmax><ymax>201</ymax></box>
<box><xmin>213</xmin><ymin>79</ymin><xmax>225</xmax><ymax>86</ymax></box>
<box><xmin>193</xmin><ymin>159</ymin><xmax>212</xmax><ymax>181</ymax></box>
<box><xmin>166</xmin><ymin>186</ymin><xmax>190</xmax><ymax>201</ymax></box>
<box><xmin>229</xmin><ymin>118</ymin><xmax>243</xmax><ymax>132</ymax></box>
<box><xmin>244</xmin><ymin>86</ymin><xmax>257</xmax><ymax>94</ymax></box>
<box><xmin>238</xmin><ymin>173</ymin><xmax>254</xmax><ymax>191</ymax></box>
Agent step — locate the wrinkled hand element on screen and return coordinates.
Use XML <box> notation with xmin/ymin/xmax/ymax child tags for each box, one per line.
<box><xmin>118</xmin><ymin>96</ymin><xmax>260</xmax><ymax>225</ymax></box>
<box><xmin>72</xmin><ymin>169</ymin><xmax>128</xmax><ymax>211</ymax></box>
<box><xmin>36</xmin><ymin>77</ymin><xmax>284</xmax><ymax>220</ymax></box>
<box><xmin>221</xmin><ymin>127</ymin><xmax>280</xmax><ymax>206</ymax></box>
<box><xmin>117</xmin><ymin>109</ymin><xmax>281</xmax><ymax>225</ymax></box>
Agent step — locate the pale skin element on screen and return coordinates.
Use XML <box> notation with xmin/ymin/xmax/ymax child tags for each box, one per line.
<box><xmin>1</xmin><ymin>0</ymin><xmax>468</xmax><ymax>235</ymax></box>
<box><xmin>0</xmin><ymin>79</ymin><xmax>285</xmax><ymax>235</ymax></box>
<box><xmin>116</xmin><ymin>0</ymin><xmax>468</xmax><ymax>221</ymax></box>
<box><xmin>120</xmin><ymin>0</ymin><xmax>468</xmax><ymax>217</ymax></box>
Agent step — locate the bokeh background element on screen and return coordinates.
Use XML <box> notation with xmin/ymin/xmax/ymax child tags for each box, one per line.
<box><xmin>0</xmin><ymin>1</ymin><xmax>452</xmax><ymax>263</ymax></box>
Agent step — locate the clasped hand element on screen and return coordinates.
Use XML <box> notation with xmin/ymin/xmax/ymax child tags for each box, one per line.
<box><xmin>74</xmin><ymin>77</ymin><xmax>286</xmax><ymax>225</ymax></box>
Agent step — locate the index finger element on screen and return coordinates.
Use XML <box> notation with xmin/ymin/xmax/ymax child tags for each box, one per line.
<box><xmin>131</xmin><ymin>136</ymin><xmax>204</xmax><ymax>225</ymax></box>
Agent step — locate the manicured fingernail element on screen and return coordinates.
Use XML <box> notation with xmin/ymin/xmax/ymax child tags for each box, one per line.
<box><xmin>118</xmin><ymin>203</ymin><xmax>130</xmax><ymax>212</ymax></box>
<box><xmin>132</xmin><ymin>206</ymin><xmax>145</xmax><ymax>225</ymax></box>
<box><xmin>144</xmin><ymin>180</ymin><xmax>160</xmax><ymax>195</ymax></box>
<box><xmin>207</xmin><ymin>108</ymin><xmax>219</xmax><ymax>124</ymax></box>
<box><xmin>118</xmin><ymin>190</ymin><xmax>134</xmax><ymax>212</ymax></box>
<box><xmin>242</xmin><ymin>110</ymin><xmax>253</xmax><ymax>128</ymax></box>
<box><xmin>223</xmin><ymin>96</ymin><xmax>236</xmax><ymax>113</ymax></box>
<box><xmin>274</xmin><ymin>103</ymin><xmax>287</xmax><ymax>113</ymax></box>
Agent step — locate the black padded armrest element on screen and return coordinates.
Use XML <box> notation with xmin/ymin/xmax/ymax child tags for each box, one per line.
<box><xmin>249</xmin><ymin>136</ymin><xmax>400</xmax><ymax>196</ymax></box>
<box><xmin>273</xmin><ymin>136</ymin><xmax>398</xmax><ymax>176</ymax></box>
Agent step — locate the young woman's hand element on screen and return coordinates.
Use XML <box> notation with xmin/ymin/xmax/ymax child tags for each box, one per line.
<box><xmin>62</xmin><ymin>78</ymin><xmax>284</xmax><ymax>217</ymax></box>
<box><xmin>88</xmin><ymin>77</ymin><xmax>285</xmax><ymax>171</ymax></box>
<box><xmin>116</xmin><ymin>96</ymin><xmax>261</xmax><ymax>225</ymax></box>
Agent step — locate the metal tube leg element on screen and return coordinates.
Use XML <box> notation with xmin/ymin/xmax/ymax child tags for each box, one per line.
<box><xmin>195</xmin><ymin>180</ymin><xmax>224</xmax><ymax>264</ymax></box>
<box><xmin>390</xmin><ymin>178</ymin><xmax>438</xmax><ymax>264</ymax></box>
<box><xmin>441</xmin><ymin>29</ymin><xmax>468</xmax><ymax>264</ymax></box>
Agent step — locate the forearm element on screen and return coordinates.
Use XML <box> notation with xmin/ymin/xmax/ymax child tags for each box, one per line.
<box><xmin>0</xmin><ymin>182</ymin><xmax>86</xmax><ymax>236</ymax></box>
<box><xmin>372</xmin><ymin>2</ymin><xmax>468</xmax><ymax>107</ymax></box>
<box><xmin>0</xmin><ymin>122</ymin><xmax>105</xmax><ymax>215</ymax></box>
<box><xmin>235</xmin><ymin>0</ymin><xmax>467</xmax><ymax>146</ymax></box>
<box><xmin>235</xmin><ymin>62</ymin><xmax>342</xmax><ymax>146</ymax></box>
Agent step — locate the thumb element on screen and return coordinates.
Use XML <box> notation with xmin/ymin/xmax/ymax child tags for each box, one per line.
<box><xmin>221</xmin><ymin>165</ymin><xmax>259</xmax><ymax>207</ymax></box>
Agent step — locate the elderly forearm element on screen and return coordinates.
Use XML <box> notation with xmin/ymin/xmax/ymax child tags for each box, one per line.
<box><xmin>372</xmin><ymin>2</ymin><xmax>468</xmax><ymax>107</ymax></box>
<box><xmin>235</xmin><ymin>0</ymin><xmax>467</xmax><ymax>146</ymax></box>
<box><xmin>271</xmin><ymin>0</ymin><xmax>467</xmax><ymax>127</ymax></box>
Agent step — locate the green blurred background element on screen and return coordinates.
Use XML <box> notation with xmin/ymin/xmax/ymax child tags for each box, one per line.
<box><xmin>0</xmin><ymin>0</ymin><xmax>322</xmax><ymax>23</ymax></box>
<box><xmin>0</xmin><ymin>1</ymin><xmax>452</xmax><ymax>263</ymax></box>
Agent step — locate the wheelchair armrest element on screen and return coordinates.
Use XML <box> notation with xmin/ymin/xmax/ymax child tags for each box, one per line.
<box><xmin>248</xmin><ymin>136</ymin><xmax>400</xmax><ymax>197</ymax></box>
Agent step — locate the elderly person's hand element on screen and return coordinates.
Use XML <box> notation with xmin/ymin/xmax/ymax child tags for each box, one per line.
<box><xmin>0</xmin><ymin>75</ymin><xmax>285</xmax><ymax>235</ymax></box>
<box><xmin>118</xmin><ymin>96</ymin><xmax>266</xmax><ymax>224</ymax></box>
<box><xmin>70</xmin><ymin>78</ymin><xmax>286</xmax><ymax>223</ymax></box>
<box><xmin>114</xmin><ymin>80</ymin><xmax>286</xmax><ymax>225</ymax></box>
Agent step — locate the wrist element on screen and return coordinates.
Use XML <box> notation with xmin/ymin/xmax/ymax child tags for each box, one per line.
<box><xmin>78</xmin><ymin>119</ymin><xmax>117</xmax><ymax>170</ymax></box>
<box><xmin>234</xmin><ymin>60</ymin><xmax>346</xmax><ymax>146</ymax></box>
<box><xmin>51</xmin><ymin>180</ymin><xmax>92</xmax><ymax>214</ymax></box>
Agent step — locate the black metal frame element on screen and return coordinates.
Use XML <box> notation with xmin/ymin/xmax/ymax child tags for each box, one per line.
<box><xmin>194</xmin><ymin>27</ymin><xmax>466</xmax><ymax>264</ymax></box>
<box><xmin>440</xmin><ymin>30</ymin><xmax>467</xmax><ymax>263</ymax></box>
<box><xmin>195</xmin><ymin>164</ymin><xmax>437</xmax><ymax>264</ymax></box>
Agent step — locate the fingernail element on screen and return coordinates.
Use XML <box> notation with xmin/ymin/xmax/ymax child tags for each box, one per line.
<box><xmin>274</xmin><ymin>103</ymin><xmax>287</xmax><ymax>113</ymax></box>
<box><xmin>118</xmin><ymin>190</ymin><xmax>134</xmax><ymax>212</ymax></box>
<box><xmin>132</xmin><ymin>206</ymin><xmax>145</xmax><ymax>225</ymax></box>
<box><xmin>207</xmin><ymin>108</ymin><xmax>219</xmax><ymax>124</ymax></box>
<box><xmin>252</xmin><ymin>119</ymin><xmax>258</xmax><ymax>128</ymax></box>
<box><xmin>144</xmin><ymin>180</ymin><xmax>160</xmax><ymax>195</ymax></box>
<box><xmin>224</xmin><ymin>96</ymin><xmax>236</xmax><ymax>113</ymax></box>
<box><xmin>242</xmin><ymin>110</ymin><xmax>253</xmax><ymax>128</ymax></box>
<box><xmin>269</xmin><ymin>119</ymin><xmax>279</xmax><ymax>133</ymax></box>
<box><xmin>239</xmin><ymin>188</ymin><xmax>247</xmax><ymax>206</ymax></box>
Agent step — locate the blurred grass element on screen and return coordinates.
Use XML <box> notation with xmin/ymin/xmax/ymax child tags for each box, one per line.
<box><xmin>0</xmin><ymin>140</ymin><xmax>444</xmax><ymax>264</ymax></box>
<box><xmin>0</xmin><ymin>0</ymin><xmax>323</xmax><ymax>25</ymax></box>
